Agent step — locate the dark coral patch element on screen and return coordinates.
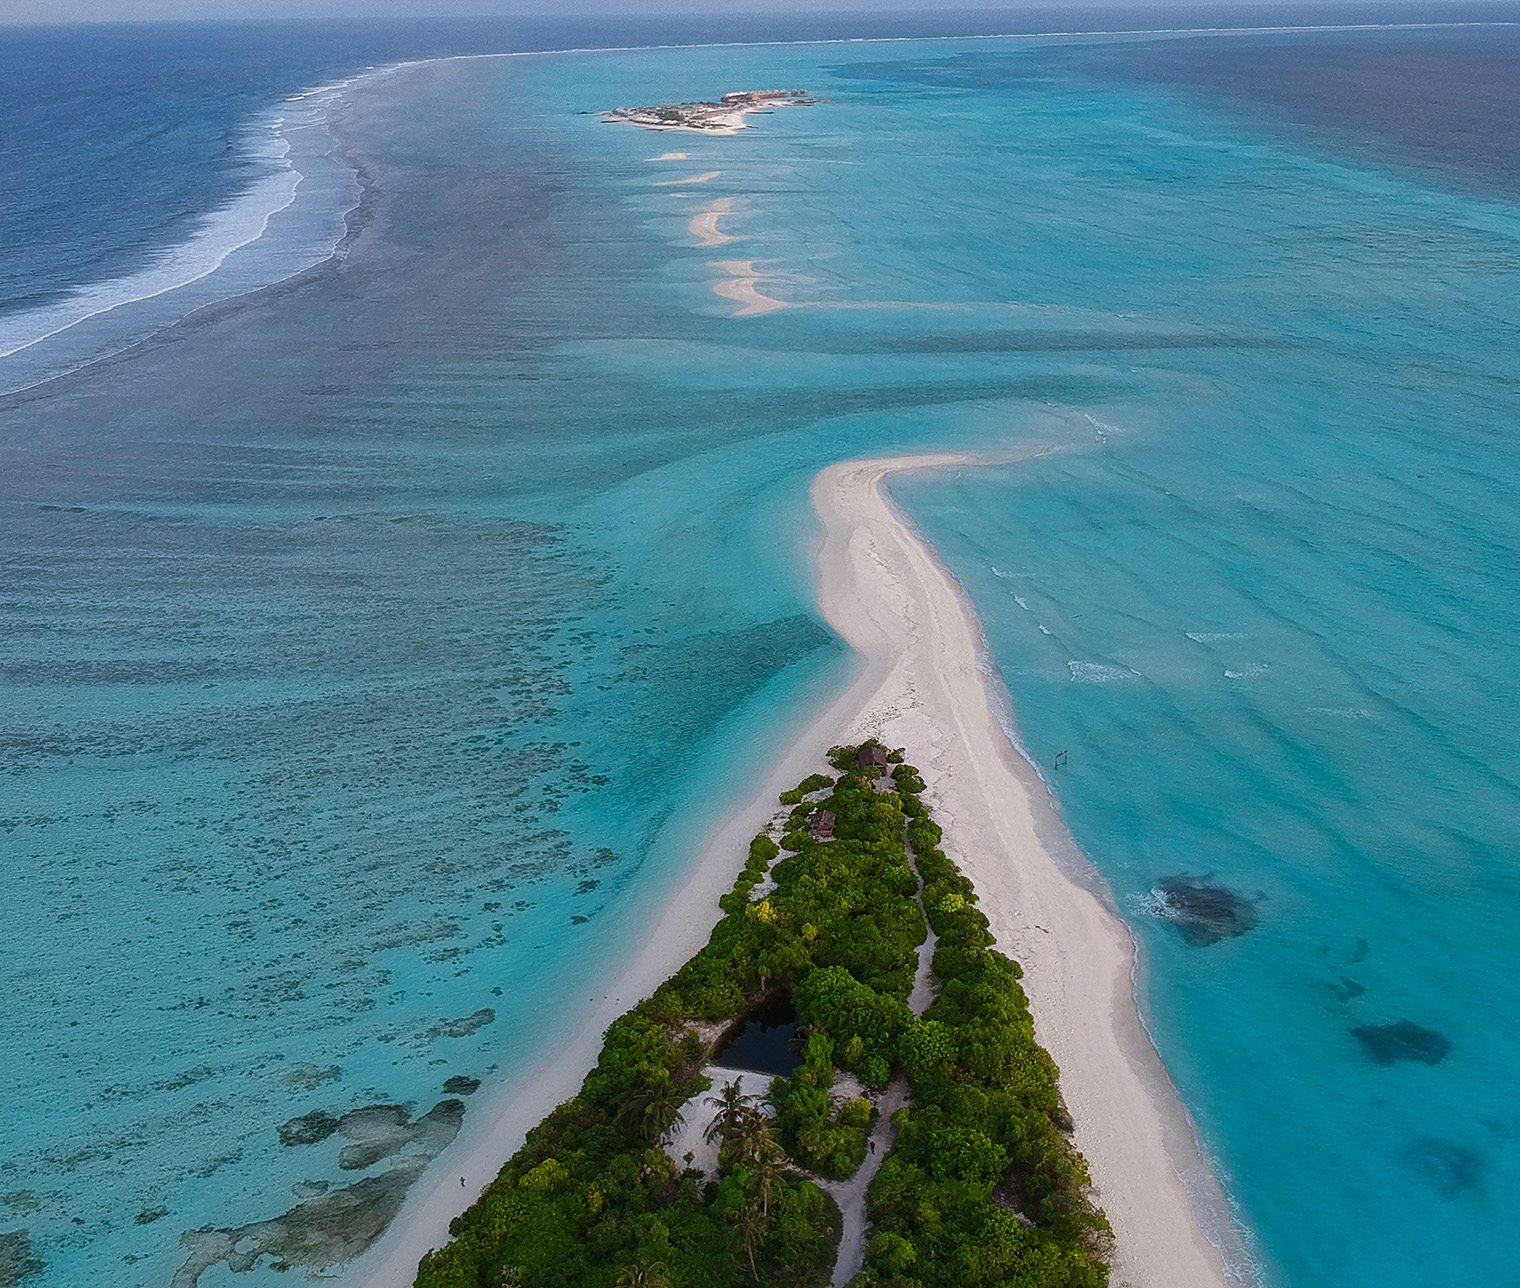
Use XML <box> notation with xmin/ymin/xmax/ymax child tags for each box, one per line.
<box><xmin>443</xmin><ymin>1076</ymin><xmax>481</xmax><ymax>1096</ymax></box>
<box><xmin>1403</xmin><ymin>1138</ymin><xmax>1484</xmax><ymax>1196</ymax></box>
<box><xmin>335</xmin><ymin>1099</ymin><xmax>466</xmax><ymax>1171</ymax></box>
<box><xmin>1351</xmin><ymin>1020</ymin><xmax>1452</xmax><ymax>1066</ymax></box>
<box><xmin>175</xmin><ymin>1099</ymin><xmax>467</xmax><ymax>1288</ymax></box>
<box><xmin>0</xmin><ymin>1231</ymin><xmax>43</xmax><ymax>1287</ymax></box>
<box><xmin>424</xmin><ymin>1008</ymin><xmax>495</xmax><ymax>1040</ymax></box>
<box><xmin>1332</xmin><ymin>976</ymin><xmax>1365</xmax><ymax>1003</ymax></box>
<box><xmin>279</xmin><ymin>1111</ymin><xmax>340</xmax><ymax>1147</ymax></box>
<box><xmin>1151</xmin><ymin>875</ymin><xmax>1260</xmax><ymax>946</ymax></box>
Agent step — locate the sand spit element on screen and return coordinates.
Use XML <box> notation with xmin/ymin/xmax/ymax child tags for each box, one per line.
<box><xmin>709</xmin><ymin>259</ymin><xmax>789</xmax><ymax>317</ymax></box>
<box><xmin>653</xmin><ymin>170</ymin><xmax>721</xmax><ymax>186</ymax></box>
<box><xmin>689</xmin><ymin>197</ymin><xmax>736</xmax><ymax>247</ymax></box>
<box><xmin>811</xmin><ymin>455</ymin><xmax>1235</xmax><ymax>1288</ymax></box>
<box><xmin>344</xmin><ymin>454</ymin><xmax>1237</xmax><ymax>1288</ymax></box>
<box><xmin>647</xmin><ymin>151</ymin><xmax>690</xmax><ymax>161</ymax></box>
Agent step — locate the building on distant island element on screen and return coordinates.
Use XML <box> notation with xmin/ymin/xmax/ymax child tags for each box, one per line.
<box><xmin>720</xmin><ymin>90</ymin><xmax>808</xmax><ymax>104</ymax></box>
<box><xmin>857</xmin><ymin>745</ymin><xmax>890</xmax><ymax>773</ymax></box>
<box><xmin>807</xmin><ymin>809</ymin><xmax>836</xmax><ymax>840</ymax></box>
<box><xmin>603</xmin><ymin>89</ymin><xmax>823</xmax><ymax>134</ymax></box>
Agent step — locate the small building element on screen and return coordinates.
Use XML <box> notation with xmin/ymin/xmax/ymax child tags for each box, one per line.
<box><xmin>807</xmin><ymin>810</ymin><xmax>836</xmax><ymax>841</ymax></box>
<box><xmin>857</xmin><ymin>745</ymin><xmax>890</xmax><ymax>773</ymax></box>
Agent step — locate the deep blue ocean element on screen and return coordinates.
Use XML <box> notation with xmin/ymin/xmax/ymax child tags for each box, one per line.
<box><xmin>3</xmin><ymin>10</ymin><xmax>1519</xmax><ymax>1288</ymax></box>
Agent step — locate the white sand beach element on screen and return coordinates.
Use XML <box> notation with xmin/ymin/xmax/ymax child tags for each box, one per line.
<box><xmin>347</xmin><ymin>453</ymin><xmax>1234</xmax><ymax>1288</ymax></box>
<box><xmin>811</xmin><ymin>455</ymin><xmax>1233</xmax><ymax>1288</ymax></box>
<box><xmin>709</xmin><ymin>259</ymin><xmax>788</xmax><ymax>316</ymax></box>
<box><xmin>653</xmin><ymin>170</ymin><xmax>721</xmax><ymax>186</ymax></box>
<box><xmin>688</xmin><ymin>197</ymin><xmax>735</xmax><ymax>247</ymax></box>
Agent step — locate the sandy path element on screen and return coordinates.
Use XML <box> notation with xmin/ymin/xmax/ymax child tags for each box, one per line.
<box><xmin>822</xmin><ymin>1072</ymin><xmax>910</xmax><ymax>1287</ymax></box>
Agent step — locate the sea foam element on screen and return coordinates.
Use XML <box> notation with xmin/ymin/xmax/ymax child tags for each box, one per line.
<box><xmin>0</xmin><ymin>72</ymin><xmax>374</xmax><ymax>396</ymax></box>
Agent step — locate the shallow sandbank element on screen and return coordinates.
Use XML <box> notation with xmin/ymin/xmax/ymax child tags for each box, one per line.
<box><xmin>709</xmin><ymin>259</ymin><xmax>789</xmax><ymax>317</ymax></box>
<box><xmin>688</xmin><ymin>197</ymin><xmax>735</xmax><ymax>247</ymax></box>
<box><xmin>653</xmin><ymin>170</ymin><xmax>721</xmax><ymax>186</ymax></box>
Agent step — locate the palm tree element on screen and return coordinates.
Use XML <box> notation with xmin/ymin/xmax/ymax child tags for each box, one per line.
<box><xmin>755</xmin><ymin>1147</ymin><xmax>786</xmax><ymax>1218</ymax></box>
<box><xmin>731</xmin><ymin>1194</ymin><xmax>769</xmax><ymax>1280</ymax></box>
<box><xmin>732</xmin><ymin>1111</ymin><xmax>782</xmax><ymax>1171</ymax></box>
<box><xmin>614</xmin><ymin>1260</ymin><xmax>671</xmax><ymax>1288</ymax></box>
<box><xmin>619</xmin><ymin>1074</ymin><xmax>686</xmax><ymax>1145</ymax></box>
<box><xmin>704</xmin><ymin>1080</ymin><xmax>753</xmax><ymax>1148</ymax></box>
<box><xmin>774</xmin><ymin>1255</ymin><xmax>830</xmax><ymax>1288</ymax></box>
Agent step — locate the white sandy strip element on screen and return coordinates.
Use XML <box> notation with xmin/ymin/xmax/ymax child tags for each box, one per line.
<box><xmin>688</xmin><ymin>198</ymin><xmax>735</xmax><ymax>248</ymax></box>
<box><xmin>647</xmin><ymin>151</ymin><xmax>690</xmax><ymax>161</ymax></box>
<box><xmin>709</xmin><ymin>259</ymin><xmax>789</xmax><ymax>317</ymax></box>
<box><xmin>653</xmin><ymin>170</ymin><xmax>721</xmax><ymax>186</ymax></box>
<box><xmin>349</xmin><ymin>452</ymin><xmax>1236</xmax><ymax>1288</ymax></box>
<box><xmin>812</xmin><ymin>454</ymin><xmax>1235</xmax><ymax>1288</ymax></box>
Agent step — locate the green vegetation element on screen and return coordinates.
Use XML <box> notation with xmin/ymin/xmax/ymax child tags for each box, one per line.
<box><xmin>414</xmin><ymin>744</ymin><xmax>1107</xmax><ymax>1288</ymax></box>
<box><xmin>779</xmin><ymin>774</ymin><xmax>833</xmax><ymax>806</ymax></box>
<box><xmin>852</xmin><ymin>780</ymin><xmax>1111</xmax><ymax>1288</ymax></box>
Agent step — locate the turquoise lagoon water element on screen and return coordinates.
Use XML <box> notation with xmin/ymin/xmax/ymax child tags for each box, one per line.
<box><xmin>3</xmin><ymin>20</ymin><xmax>1518</xmax><ymax>1288</ymax></box>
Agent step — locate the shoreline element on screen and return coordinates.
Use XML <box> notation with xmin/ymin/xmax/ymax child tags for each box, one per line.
<box><xmin>351</xmin><ymin>451</ymin><xmax>1239</xmax><ymax>1288</ymax></box>
<box><xmin>815</xmin><ymin>454</ymin><xmax>1239</xmax><ymax>1288</ymax></box>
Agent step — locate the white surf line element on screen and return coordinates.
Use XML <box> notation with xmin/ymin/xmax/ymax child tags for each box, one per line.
<box><xmin>431</xmin><ymin>20</ymin><xmax>1515</xmax><ymax>65</ymax></box>
<box><xmin>653</xmin><ymin>170</ymin><xmax>721</xmax><ymax>186</ymax></box>
<box><xmin>708</xmin><ymin>259</ymin><xmax>789</xmax><ymax>317</ymax></box>
<box><xmin>689</xmin><ymin>198</ymin><xmax>736</xmax><ymax>248</ymax></box>
<box><xmin>0</xmin><ymin>63</ymin><xmax>396</xmax><ymax>371</ymax></box>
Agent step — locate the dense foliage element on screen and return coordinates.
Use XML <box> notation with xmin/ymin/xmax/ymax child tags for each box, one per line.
<box><xmin>851</xmin><ymin>781</ymin><xmax>1111</xmax><ymax>1288</ymax></box>
<box><xmin>414</xmin><ymin>744</ymin><xmax>1108</xmax><ymax>1288</ymax></box>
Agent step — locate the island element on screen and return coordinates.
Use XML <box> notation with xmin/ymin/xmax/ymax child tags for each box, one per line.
<box><xmin>412</xmin><ymin>743</ymin><xmax>1110</xmax><ymax>1288</ymax></box>
<box><xmin>603</xmin><ymin>90</ymin><xmax>823</xmax><ymax>134</ymax></box>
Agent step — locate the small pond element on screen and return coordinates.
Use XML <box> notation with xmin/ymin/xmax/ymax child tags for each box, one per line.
<box><xmin>711</xmin><ymin>995</ymin><xmax>801</xmax><ymax>1076</ymax></box>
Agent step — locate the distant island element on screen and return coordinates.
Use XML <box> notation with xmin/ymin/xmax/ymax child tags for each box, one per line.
<box><xmin>603</xmin><ymin>90</ymin><xmax>824</xmax><ymax>134</ymax></box>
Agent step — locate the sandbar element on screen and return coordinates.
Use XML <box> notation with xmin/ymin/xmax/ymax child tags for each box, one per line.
<box><xmin>709</xmin><ymin>259</ymin><xmax>789</xmax><ymax>317</ymax></box>
<box><xmin>688</xmin><ymin>197</ymin><xmax>735</xmax><ymax>247</ymax></box>
<box><xmin>653</xmin><ymin>170</ymin><xmax>721</xmax><ymax>186</ymax></box>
